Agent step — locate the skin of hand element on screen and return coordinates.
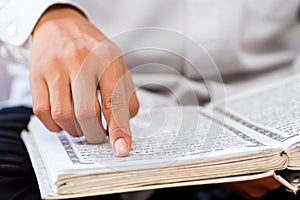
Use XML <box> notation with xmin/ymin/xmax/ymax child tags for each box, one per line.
<box><xmin>224</xmin><ymin>177</ymin><xmax>281</xmax><ymax>199</ymax></box>
<box><xmin>30</xmin><ymin>5</ymin><xmax>139</xmax><ymax>157</ymax></box>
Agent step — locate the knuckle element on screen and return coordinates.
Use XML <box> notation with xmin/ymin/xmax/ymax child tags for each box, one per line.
<box><xmin>103</xmin><ymin>95</ymin><xmax>113</xmax><ymax>113</ymax></box>
<box><xmin>57</xmin><ymin>41</ymin><xmax>86</xmax><ymax>65</ymax></box>
<box><xmin>31</xmin><ymin>54</ymin><xmax>60</xmax><ymax>74</ymax></box>
<box><xmin>109</xmin><ymin>126</ymin><xmax>125</xmax><ymax>135</ymax></box>
<box><xmin>33</xmin><ymin>103</ymin><xmax>50</xmax><ymax>117</ymax></box>
<box><xmin>103</xmin><ymin>94</ymin><xmax>134</xmax><ymax>118</ymax></box>
<box><xmin>46</xmin><ymin>54</ymin><xmax>61</xmax><ymax>65</ymax></box>
<box><xmin>65</xmin><ymin>46</ymin><xmax>82</xmax><ymax>61</ymax></box>
<box><xmin>42</xmin><ymin>51</ymin><xmax>61</xmax><ymax>65</ymax></box>
<box><xmin>99</xmin><ymin>41</ymin><xmax>121</xmax><ymax>60</ymax></box>
<box><xmin>51</xmin><ymin>106</ymin><xmax>72</xmax><ymax>123</ymax></box>
<box><xmin>103</xmin><ymin>95</ymin><xmax>126</xmax><ymax>113</ymax></box>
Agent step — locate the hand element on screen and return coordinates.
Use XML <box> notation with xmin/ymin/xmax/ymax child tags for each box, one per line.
<box><xmin>30</xmin><ymin>5</ymin><xmax>139</xmax><ymax>157</ymax></box>
<box><xmin>224</xmin><ymin>177</ymin><xmax>281</xmax><ymax>199</ymax></box>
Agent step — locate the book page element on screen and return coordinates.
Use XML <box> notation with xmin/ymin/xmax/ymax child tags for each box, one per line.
<box><xmin>27</xmin><ymin>106</ymin><xmax>277</xmax><ymax>174</ymax></box>
<box><xmin>215</xmin><ymin>74</ymin><xmax>300</xmax><ymax>148</ymax></box>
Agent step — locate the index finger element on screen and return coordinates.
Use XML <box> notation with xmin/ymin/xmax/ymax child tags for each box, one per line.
<box><xmin>100</xmin><ymin>61</ymin><xmax>133</xmax><ymax>157</ymax></box>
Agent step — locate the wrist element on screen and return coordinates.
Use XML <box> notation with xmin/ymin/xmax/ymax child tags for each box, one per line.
<box><xmin>33</xmin><ymin>4</ymin><xmax>87</xmax><ymax>36</ymax></box>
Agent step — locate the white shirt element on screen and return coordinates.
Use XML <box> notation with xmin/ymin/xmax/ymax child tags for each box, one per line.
<box><xmin>0</xmin><ymin>0</ymin><xmax>300</xmax><ymax>108</ymax></box>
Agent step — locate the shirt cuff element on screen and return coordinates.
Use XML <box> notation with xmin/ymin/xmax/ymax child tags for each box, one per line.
<box><xmin>0</xmin><ymin>0</ymin><xmax>88</xmax><ymax>46</ymax></box>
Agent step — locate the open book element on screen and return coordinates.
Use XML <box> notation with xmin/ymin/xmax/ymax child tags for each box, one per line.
<box><xmin>22</xmin><ymin>74</ymin><xmax>300</xmax><ymax>199</ymax></box>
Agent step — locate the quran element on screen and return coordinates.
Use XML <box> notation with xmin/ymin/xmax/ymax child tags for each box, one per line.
<box><xmin>22</xmin><ymin>74</ymin><xmax>300</xmax><ymax>199</ymax></box>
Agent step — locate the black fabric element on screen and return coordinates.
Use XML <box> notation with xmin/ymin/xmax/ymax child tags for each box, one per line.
<box><xmin>0</xmin><ymin>106</ymin><xmax>40</xmax><ymax>200</ymax></box>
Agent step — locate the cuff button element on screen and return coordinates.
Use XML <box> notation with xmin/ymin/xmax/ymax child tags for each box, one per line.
<box><xmin>6</xmin><ymin>22</ymin><xmax>17</xmax><ymax>37</ymax></box>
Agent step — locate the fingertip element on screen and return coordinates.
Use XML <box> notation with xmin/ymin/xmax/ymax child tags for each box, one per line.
<box><xmin>65</xmin><ymin>129</ymin><xmax>81</xmax><ymax>138</ymax></box>
<box><xmin>109</xmin><ymin>126</ymin><xmax>132</xmax><ymax>157</ymax></box>
<box><xmin>107</xmin><ymin>115</ymin><xmax>132</xmax><ymax>157</ymax></box>
<box><xmin>47</xmin><ymin>125</ymin><xmax>63</xmax><ymax>133</ymax></box>
<box><xmin>113</xmin><ymin>137</ymin><xmax>130</xmax><ymax>157</ymax></box>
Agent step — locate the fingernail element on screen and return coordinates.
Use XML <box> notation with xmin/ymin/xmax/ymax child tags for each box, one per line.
<box><xmin>114</xmin><ymin>138</ymin><xmax>129</xmax><ymax>157</ymax></box>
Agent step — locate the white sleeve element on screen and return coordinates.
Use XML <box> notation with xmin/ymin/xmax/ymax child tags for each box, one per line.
<box><xmin>0</xmin><ymin>0</ymin><xmax>88</xmax><ymax>64</ymax></box>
